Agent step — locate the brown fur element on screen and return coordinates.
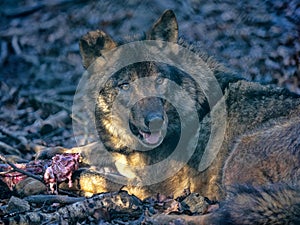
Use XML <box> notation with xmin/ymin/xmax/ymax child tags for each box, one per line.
<box><xmin>38</xmin><ymin>10</ymin><xmax>300</xmax><ymax>224</ymax></box>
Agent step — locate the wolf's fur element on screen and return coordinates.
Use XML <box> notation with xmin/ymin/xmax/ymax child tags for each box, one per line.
<box><xmin>39</xmin><ymin>10</ymin><xmax>300</xmax><ymax>224</ymax></box>
<box><xmin>207</xmin><ymin>184</ymin><xmax>300</xmax><ymax>225</ymax></box>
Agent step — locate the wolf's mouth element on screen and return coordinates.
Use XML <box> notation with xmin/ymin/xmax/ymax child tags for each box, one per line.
<box><xmin>139</xmin><ymin>129</ymin><xmax>162</xmax><ymax>145</ymax></box>
<box><xmin>129</xmin><ymin>122</ymin><xmax>164</xmax><ymax>146</ymax></box>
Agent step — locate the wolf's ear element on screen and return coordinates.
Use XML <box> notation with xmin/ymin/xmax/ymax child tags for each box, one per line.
<box><xmin>79</xmin><ymin>30</ymin><xmax>117</xmax><ymax>69</ymax></box>
<box><xmin>147</xmin><ymin>10</ymin><xmax>178</xmax><ymax>42</ymax></box>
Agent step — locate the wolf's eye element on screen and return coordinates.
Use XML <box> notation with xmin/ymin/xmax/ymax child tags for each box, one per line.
<box><xmin>156</xmin><ymin>77</ymin><xmax>164</xmax><ymax>85</ymax></box>
<box><xmin>119</xmin><ymin>83</ymin><xmax>130</xmax><ymax>91</ymax></box>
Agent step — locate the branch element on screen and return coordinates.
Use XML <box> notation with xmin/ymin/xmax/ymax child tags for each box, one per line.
<box><xmin>149</xmin><ymin>213</ymin><xmax>211</xmax><ymax>225</ymax></box>
<box><xmin>24</xmin><ymin>195</ymin><xmax>85</xmax><ymax>204</ymax></box>
<box><xmin>0</xmin><ymin>153</ymin><xmax>43</xmax><ymax>182</ymax></box>
<box><xmin>4</xmin><ymin>191</ymin><xmax>143</xmax><ymax>224</ymax></box>
<box><xmin>0</xmin><ymin>141</ymin><xmax>21</xmax><ymax>156</ymax></box>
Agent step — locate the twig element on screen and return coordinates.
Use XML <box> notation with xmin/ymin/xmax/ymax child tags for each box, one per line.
<box><xmin>32</xmin><ymin>96</ymin><xmax>71</xmax><ymax>113</ymax></box>
<box><xmin>53</xmin><ymin>86</ymin><xmax>77</xmax><ymax>95</ymax></box>
<box><xmin>0</xmin><ymin>170</ymin><xmax>14</xmax><ymax>175</ymax></box>
<box><xmin>2</xmin><ymin>3</ymin><xmax>44</xmax><ymax>18</ymax></box>
<box><xmin>28</xmin><ymin>110</ymin><xmax>70</xmax><ymax>135</ymax></box>
<box><xmin>0</xmin><ymin>141</ymin><xmax>21</xmax><ymax>156</ymax></box>
<box><xmin>24</xmin><ymin>195</ymin><xmax>85</xmax><ymax>204</ymax></box>
<box><xmin>0</xmin><ymin>153</ymin><xmax>43</xmax><ymax>182</ymax></box>
<box><xmin>0</xmin><ymin>126</ymin><xmax>28</xmax><ymax>149</ymax></box>
<box><xmin>41</xmin><ymin>110</ymin><xmax>69</xmax><ymax>134</ymax></box>
<box><xmin>149</xmin><ymin>213</ymin><xmax>211</xmax><ymax>225</ymax></box>
<box><xmin>0</xmin><ymin>41</ymin><xmax>8</xmax><ymax>65</ymax></box>
<box><xmin>0</xmin><ymin>126</ymin><xmax>54</xmax><ymax>152</ymax></box>
<box><xmin>2</xmin><ymin>0</ymin><xmax>87</xmax><ymax>18</ymax></box>
<box><xmin>58</xmin><ymin>189</ymin><xmax>80</xmax><ymax>197</ymax></box>
<box><xmin>11</xmin><ymin>36</ymin><xmax>22</xmax><ymax>55</ymax></box>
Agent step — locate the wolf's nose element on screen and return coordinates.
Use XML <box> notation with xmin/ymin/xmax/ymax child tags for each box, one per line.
<box><xmin>145</xmin><ymin>114</ymin><xmax>164</xmax><ymax>131</ymax></box>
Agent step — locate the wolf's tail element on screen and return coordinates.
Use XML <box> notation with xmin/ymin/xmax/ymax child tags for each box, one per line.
<box><xmin>208</xmin><ymin>184</ymin><xmax>300</xmax><ymax>225</ymax></box>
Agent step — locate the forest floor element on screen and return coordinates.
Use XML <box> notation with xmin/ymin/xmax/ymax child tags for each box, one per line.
<box><xmin>0</xmin><ymin>0</ymin><xmax>299</xmax><ymax>224</ymax></box>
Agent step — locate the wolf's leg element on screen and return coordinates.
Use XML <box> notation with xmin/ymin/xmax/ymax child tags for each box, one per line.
<box><xmin>68</xmin><ymin>169</ymin><xmax>124</xmax><ymax>196</ymax></box>
<box><xmin>36</xmin><ymin>143</ymin><xmax>152</xmax><ymax>198</ymax></box>
<box><xmin>56</xmin><ymin>167</ymin><xmax>152</xmax><ymax>199</ymax></box>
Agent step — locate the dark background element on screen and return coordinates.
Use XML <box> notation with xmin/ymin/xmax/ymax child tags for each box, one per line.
<box><xmin>0</xmin><ymin>0</ymin><xmax>299</xmax><ymax>150</ymax></box>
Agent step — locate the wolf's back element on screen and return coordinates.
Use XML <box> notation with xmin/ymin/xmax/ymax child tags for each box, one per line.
<box><xmin>209</xmin><ymin>81</ymin><xmax>300</xmax><ymax>224</ymax></box>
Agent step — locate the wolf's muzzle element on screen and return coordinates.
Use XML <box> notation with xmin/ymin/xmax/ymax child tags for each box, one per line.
<box><xmin>145</xmin><ymin>113</ymin><xmax>164</xmax><ymax>132</ymax></box>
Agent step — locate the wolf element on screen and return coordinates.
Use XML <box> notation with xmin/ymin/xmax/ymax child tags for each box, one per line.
<box><xmin>39</xmin><ymin>10</ymin><xmax>300</xmax><ymax>224</ymax></box>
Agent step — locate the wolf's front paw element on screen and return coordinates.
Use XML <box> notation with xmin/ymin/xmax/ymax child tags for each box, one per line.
<box><xmin>78</xmin><ymin>169</ymin><xmax>124</xmax><ymax>197</ymax></box>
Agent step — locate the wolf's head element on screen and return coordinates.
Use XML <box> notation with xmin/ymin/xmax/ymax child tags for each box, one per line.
<box><xmin>78</xmin><ymin>10</ymin><xmax>206</xmax><ymax>153</ymax></box>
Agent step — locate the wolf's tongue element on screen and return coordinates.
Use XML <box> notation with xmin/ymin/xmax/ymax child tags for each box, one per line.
<box><xmin>140</xmin><ymin>131</ymin><xmax>161</xmax><ymax>144</ymax></box>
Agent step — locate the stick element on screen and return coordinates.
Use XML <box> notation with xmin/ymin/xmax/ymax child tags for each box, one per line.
<box><xmin>0</xmin><ymin>41</ymin><xmax>8</xmax><ymax>64</ymax></box>
<box><xmin>0</xmin><ymin>126</ymin><xmax>49</xmax><ymax>152</ymax></box>
<box><xmin>24</xmin><ymin>195</ymin><xmax>85</xmax><ymax>204</ymax></box>
<box><xmin>0</xmin><ymin>141</ymin><xmax>21</xmax><ymax>156</ymax></box>
<box><xmin>149</xmin><ymin>213</ymin><xmax>211</xmax><ymax>225</ymax></box>
<box><xmin>0</xmin><ymin>153</ymin><xmax>43</xmax><ymax>182</ymax></box>
<box><xmin>31</xmin><ymin>96</ymin><xmax>71</xmax><ymax>113</ymax></box>
<box><xmin>0</xmin><ymin>126</ymin><xmax>28</xmax><ymax>149</ymax></box>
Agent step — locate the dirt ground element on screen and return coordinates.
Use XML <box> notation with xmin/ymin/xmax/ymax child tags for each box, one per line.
<box><xmin>0</xmin><ymin>0</ymin><xmax>299</xmax><ymax>224</ymax></box>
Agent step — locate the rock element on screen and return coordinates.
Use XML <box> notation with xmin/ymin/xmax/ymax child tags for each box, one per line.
<box><xmin>7</xmin><ymin>196</ymin><xmax>30</xmax><ymax>213</ymax></box>
<box><xmin>15</xmin><ymin>177</ymin><xmax>47</xmax><ymax>197</ymax></box>
<box><xmin>181</xmin><ymin>193</ymin><xmax>208</xmax><ymax>214</ymax></box>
